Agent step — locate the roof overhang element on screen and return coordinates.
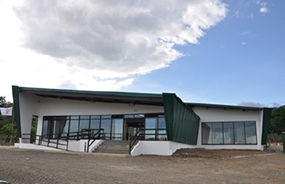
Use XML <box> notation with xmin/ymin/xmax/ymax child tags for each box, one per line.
<box><xmin>16</xmin><ymin>86</ymin><xmax>164</xmax><ymax>106</ymax></box>
<box><xmin>186</xmin><ymin>102</ymin><xmax>264</xmax><ymax>111</ymax></box>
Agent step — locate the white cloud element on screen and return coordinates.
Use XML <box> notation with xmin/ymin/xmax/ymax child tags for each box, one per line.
<box><xmin>238</xmin><ymin>101</ymin><xmax>267</xmax><ymax>107</ymax></box>
<box><xmin>0</xmin><ymin>0</ymin><xmax>227</xmax><ymax>101</ymax></box>
<box><xmin>238</xmin><ymin>101</ymin><xmax>283</xmax><ymax>108</ymax></box>
<box><xmin>13</xmin><ymin>0</ymin><xmax>226</xmax><ymax>76</ymax></box>
<box><xmin>255</xmin><ymin>1</ymin><xmax>269</xmax><ymax>14</ymax></box>
<box><xmin>241</xmin><ymin>42</ymin><xmax>247</xmax><ymax>45</ymax></box>
<box><xmin>260</xmin><ymin>7</ymin><xmax>268</xmax><ymax>13</ymax></box>
<box><xmin>271</xmin><ymin>102</ymin><xmax>284</xmax><ymax>108</ymax></box>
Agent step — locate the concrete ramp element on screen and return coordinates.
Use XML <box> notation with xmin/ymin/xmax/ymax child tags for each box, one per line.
<box><xmin>14</xmin><ymin>143</ymin><xmax>62</xmax><ymax>151</ymax></box>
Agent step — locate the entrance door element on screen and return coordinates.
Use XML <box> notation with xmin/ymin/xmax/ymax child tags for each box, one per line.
<box><xmin>124</xmin><ymin>118</ymin><xmax>145</xmax><ymax>140</ymax></box>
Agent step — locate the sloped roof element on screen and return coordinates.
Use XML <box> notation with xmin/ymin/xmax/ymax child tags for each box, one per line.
<box><xmin>186</xmin><ymin>102</ymin><xmax>264</xmax><ymax>110</ymax></box>
<box><xmin>16</xmin><ymin>86</ymin><xmax>164</xmax><ymax>106</ymax></box>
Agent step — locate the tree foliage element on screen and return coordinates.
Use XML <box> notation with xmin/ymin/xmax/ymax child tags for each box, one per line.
<box><xmin>0</xmin><ymin>96</ymin><xmax>16</xmax><ymax>143</ymax></box>
<box><xmin>0</xmin><ymin>123</ymin><xmax>17</xmax><ymax>143</ymax></box>
<box><xmin>269</xmin><ymin>106</ymin><xmax>285</xmax><ymax>135</ymax></box>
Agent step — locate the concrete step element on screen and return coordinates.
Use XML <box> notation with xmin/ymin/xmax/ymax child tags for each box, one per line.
<box><xmin>94</xmin><ymin>140</ymin><xmax>130</xmax><ymax>154</ymax></box>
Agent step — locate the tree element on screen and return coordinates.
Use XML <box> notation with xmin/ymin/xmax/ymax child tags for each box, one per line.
<box><xmin>269</xmin><ymin>106</ymin><xmax>285</xmax><ymax>135</ymax></box>
<box><xmin>0</xmin><ymin>96</ymin><xmax>13</xmax><ymax>129</ymax></box>
<box><xmin>0</xmin><ymin>123</ymin><xmax>17</xmax><ymax>143</ymax></box>
<box><xmin>0</xmin><ymin>96</ymin><xmax>15</xmax><ymax>143</ymax></box>
<box><xmin>0</xmin><ymin>96</ymin><xmax>12</xmax><ymax>107</ymax></box>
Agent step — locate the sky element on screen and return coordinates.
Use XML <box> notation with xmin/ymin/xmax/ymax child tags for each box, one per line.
<box><xmin>0</xmin><ymin>0</ymin><xmax>284</xmax><ymax>107</ymax></box>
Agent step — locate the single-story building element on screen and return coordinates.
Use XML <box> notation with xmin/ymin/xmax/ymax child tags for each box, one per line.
<box><xmin>12</xmin><ymin>85</ymin><xmax>272</xmax><ymax>156</ymax></box>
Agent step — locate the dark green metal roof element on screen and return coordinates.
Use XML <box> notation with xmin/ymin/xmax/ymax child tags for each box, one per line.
<box><xmin>15</xmin><ymin>86</ymin><xmax>164</xmax><ymax>106</ymax></box>
<box><xmin>187</xmin><ymin>102</ymin><xmax>264</xmax><ymax>110</ymax></box>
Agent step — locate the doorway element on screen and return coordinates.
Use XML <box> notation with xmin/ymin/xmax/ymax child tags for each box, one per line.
<box><xmin>124</xmin><ymin>118</ymin><xmax>145</xmax><ymax>140</ymax></box>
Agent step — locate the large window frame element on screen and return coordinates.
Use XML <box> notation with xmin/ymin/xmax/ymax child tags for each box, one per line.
<box><xmin>42</xmin><ymin>113</ymin><xmax>167</xmax><ymax>141</ymax></box>
<box><xmin>201</xmin><ymin>121</ymin><xmax>257</xmax><ymax>145</ymax></box>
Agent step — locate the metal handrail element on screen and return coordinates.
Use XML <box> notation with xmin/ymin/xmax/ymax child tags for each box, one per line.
<box><xmin>129</xmin><ymin>128</ymin><xmax>144</xmax><ymax>155</ymax></box>
<box><xmin>86</xmin><ymin>128</ymin><xmax>104</xmax><ymax>152</ymax></box>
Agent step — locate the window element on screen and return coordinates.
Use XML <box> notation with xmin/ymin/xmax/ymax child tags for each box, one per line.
<box><xmin>245</xmin><ymin>122</ymin><xmax>257</xmax><ymax>144</ymax></box>
<box><xmin>90</xmin><ymin>119</ymin><xmax>100</xmax><ymax>129</ymax></box>
<box><xmin>223</xmin><ymin>122</ymin><xmax>234</xmax><ymax>144</ymax></box>
<box><xmin>145</xmin><ymin>118</ymin><xmax>156</xmax><ymax>140</ymax></box>
<box><xmin>158</xmin><ymin>115</ymin><xmax>167</xmax><ymax>140</ymax></box>
<box><xmin>101</xmin><ymin>119</ymin><xmax>111</xmax><ymax>140</ymax></box>
<box><xmin>42</xmin><ymin>116</ymin><xmax>69</xmax><ymax>138</ymax></box>
<box><xmin>43</xmin><ymin>113</ymin><xmax>167</xmax><ymax>141</ymax></box>
<box><xmin>234</xmin><ymin>122</ymin><xmax>245</xmax><ymax>144</ymax></box>
<box><xmin>202</xmin><ymin>121</ymin><xmax>257</xmax><ymax>145</ymax></box>
<box><xmin>202</xmin><ymin>123</ymin><xmax>212</xmax><ymax>144</ymax></box>
<box><xmin>79</xmin><ymin>118</ymin><xmax>90</xmax><ymax>132</ymax></box>
<box><xmin>212</xmin><ymin>122</ymin><xmax>223</xmax><ymax>144</ymax></box>
<box><xmin>111</xmin><ymin>119</ymin><xmax>123</xmax><ymax>140</ymax></box>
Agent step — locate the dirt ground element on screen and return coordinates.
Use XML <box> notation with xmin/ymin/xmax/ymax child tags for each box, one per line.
<box><xmin>0</xmin><ymin>145</ymin><xmax>284</xmax><ymax>184</ymax></box>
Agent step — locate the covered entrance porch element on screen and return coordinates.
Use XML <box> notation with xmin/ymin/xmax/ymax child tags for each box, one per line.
<box><xmin>41</xmin><ymin>113</ymin><xmax>167</xmax><ymax>142</ymax></box>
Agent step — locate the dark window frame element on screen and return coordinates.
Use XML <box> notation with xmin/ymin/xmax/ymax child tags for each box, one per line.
<box><xmin>42</xmin><ymin>113</ymin><xmax>167</xmax><ymax>141</ymax></box>
<box><xmin>201</xmin><ymin>121</ymin><xmax>257</xmax><ymax>145</ymax></box>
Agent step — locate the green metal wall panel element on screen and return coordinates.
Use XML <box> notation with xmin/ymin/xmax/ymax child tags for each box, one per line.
<box><xmin>12</xmin><ymin>86</ymin><xmax>21</xmax><ymax>137</ymax></box>
<box><xmin>261</xmin><ymin>108</ymin><xmax>272</xmax><ymax>145</ymax></box>
<box><xmin>163</xmin><ymin>93</ymin><xmax>200</xmax><ymax>145</ymax></box>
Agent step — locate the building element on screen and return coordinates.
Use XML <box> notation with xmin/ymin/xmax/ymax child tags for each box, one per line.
<box><xmin>12</xmin><ymin>85</ymin><xmax>272</xmax><ymax>156</ymax></box>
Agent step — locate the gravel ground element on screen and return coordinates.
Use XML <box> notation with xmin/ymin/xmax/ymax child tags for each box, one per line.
<box><xmin>0</xmin><ymin>146</ymin><xmax>285</xmax><ymax>184</ymax></box>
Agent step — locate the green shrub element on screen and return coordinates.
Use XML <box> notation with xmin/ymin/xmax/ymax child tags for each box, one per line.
<box><xmin>267</xmin><ymin>133</ymin><xmax>283</xmax><ymax>142</ymax></box>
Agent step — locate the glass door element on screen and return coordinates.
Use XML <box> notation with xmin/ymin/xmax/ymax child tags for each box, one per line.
<box><xmin>124</xmin><ymin>118</ymin><xmax>145</xmax><ymax>140</ymax></box>
<box><xmin>111</xmin><ymin>119</ymin><xmax>123</xmax><ymax>140</ymax></box>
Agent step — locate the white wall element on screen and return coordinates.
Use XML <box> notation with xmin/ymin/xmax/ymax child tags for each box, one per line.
<box><xmin>19</xmin><ymin>93</ymin><xmax>41</xmax><ymax>143</ymax></box>
<box><xmin>38</xmin><ymin>97</ymin><xmax>164</xmax><ymax>116</ymax></box>
<box><xmin>193</xmin><ymin>107</ymin><xmax>264</xmax><ymax>150</ymax></box>
<box><xmin>68</xmin><ymin>140</ymin><xmax>87</xmax><ymax>152</ymax></box>
<box><xmin>131</xmin><ymin>141</ymin><xmax>196</xmax><ymax>156</ymax></box>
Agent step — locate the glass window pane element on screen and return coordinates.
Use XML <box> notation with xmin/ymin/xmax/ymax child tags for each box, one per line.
<box><xmin>145</xmin><ymin>130</ymin><xmax>155</xmax><ymax>140</ymax></box>
<box><xmin>213</xmin><ymin>123</ymin><xmax>223</xmax><ymax>144</ymax></box>
<box><xmin>223</xmin><ymin>122</ymin><xmax>234</xmax><ymax>144</ymax></box>
<box><xmin>71</xmin><ymin>116</ymin><xmax>79</xmax><ymax>119</ymax></box>
<box><xmin>134</xmin><ymin>114</ymin><xmax>145</xmax><ymax>118</ymax></box>
<box><xmin>157</xmin><ymin>130</ymin><xmax>167</xmax><ymax>140</ymax></box>
<box><xmin>61</xmin><ymin>120</ymin><xmax>69</xmax><ymax>137</ymax></box>
<box><xmin>91</xmin><ymin>115</ymin><xmax>100</xmax><ymax>119</ymax></box>
<box><xmin>158</xmin><ymin>118</ymin><xmax>166</xmax><ymax>129</ymax></box>
<box><xmin>79</xmin><ymin>119</ymin><xmax>89</xmax><ymax>131</ymax></box>
<box><xmin>54</xmin><ymin>120</ymin><xmax>62</xmax><ymax>138</ymax></box>
<box><xmin>80</xmin><ymin>115</ymin><xmax>89</xmax><ymax>119</ymax></box>
<box><xmin>101</xmin><ymin>119</ymin><xmax>111</xmax><ymax>139</ymax></box>
<box><xmin>234</xmin><ymin>122</ymin><xmax>245</xmax><ymax>144</ymax></box>
<box><xmin>90</xmin><ymin>119</ymin><xmax>100</xmax><ymax>129</ymax></box>
<box><xmin>102</xmin><ymin>115</ymin><xmax>111</xmax><ymax>119</ymax></box>
<box><xmin>202</xmin><ymin>123</ymin><xmax>212</xmax><ymax>144</ymax></box>
<box><xmin>158</xmin><ymin>135</ymin><xmax>167</xmax><ymax>140</ymax></box>
<box><xmin>245</xmin><ymin>122</ymin><xmax>257</xmax><ymax>144</ymax></box>
<box><xmin>43</xmin><ymin>120</ymin><xmax>49</xmax><ymax>138</ymax></box>
<box><xmin>112</xmin><ymin>119</ymin><xmax>123</xmax><ymax>140</ymax></box>
<box><xmin>145</xmin><ymin>118</ymin><xmax>156</xmax><ymax>140</ymax></box>
<box><xmin>145</xmin><ymin>118</ymin><xmax>156</xmax><ymax>129</ymax></box>
<box><xmin>124</xmin><ymin>114</ymin><xmax>134</xmax><ymax>118</ymax></box>
<box><xmin>70</xmin><ymin>119</ymin><xmax>79</xmax><ymax>134</ymax></box>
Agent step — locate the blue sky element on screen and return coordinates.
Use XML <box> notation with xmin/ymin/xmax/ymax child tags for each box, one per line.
<box><xmin>122</xmin><ymin>0</ymin><xmax>285</xmax><ymax>106</ymax></box>
<box><xmin>0</xmin><ymin>0</ymin><xmax>284</xmax><ymax>107</ymax></box>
